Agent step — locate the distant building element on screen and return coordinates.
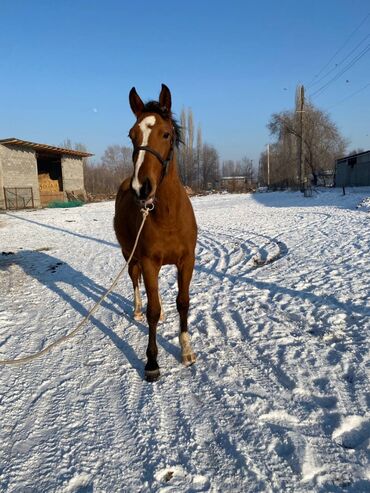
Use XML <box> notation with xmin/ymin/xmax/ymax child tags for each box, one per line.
<box><xmin>335</xmin><ymin>150</ymin><xmax>370</xmax><ymax>187</ymax></box>
<box><xmin>0</xmin><ymin>138</ymin><xmax>93</xmax><ymax>210</ymax></box>
<box><xmin>220</xmin><ymin>176</ymin><xmax>256</xmax><ymax>193</ymax></box>
<box><xmin>317</xmin><ymin>169</ymin><xmax>335</xmax><ymax>187</ymax></box>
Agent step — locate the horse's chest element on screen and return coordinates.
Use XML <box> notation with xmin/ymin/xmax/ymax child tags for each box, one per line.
<box><xmin>142</xmin><ymin>227</ymin><xmax>190</xmax><ymax>263</ymax></box>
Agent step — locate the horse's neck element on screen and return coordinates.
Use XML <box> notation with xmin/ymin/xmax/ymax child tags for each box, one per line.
<box><xmin>156</xmin><ymin>159</ymin><xmax>184</xmax><ymax>217</ymax></box>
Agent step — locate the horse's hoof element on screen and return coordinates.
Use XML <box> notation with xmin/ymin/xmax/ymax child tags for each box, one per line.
<box><xmin>145</xmin><ymin>369</ymin><xmax>160</xmax><ymax>382</ymax></box>
<box><xmin>134</xmin><ymin>312</ymin><xmax>144</xmax><ymax>321</ymax></box>
<box><xmin>182</xmin><ymin>352</ymin><xmax>196</xmax><ymax>366</ymax></box>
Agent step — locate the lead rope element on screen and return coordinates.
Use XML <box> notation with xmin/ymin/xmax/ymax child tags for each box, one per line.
<box><xmin>0</xmin><ymin>207</ymin><xmax>151</xmax><ymax>366</ymax></box>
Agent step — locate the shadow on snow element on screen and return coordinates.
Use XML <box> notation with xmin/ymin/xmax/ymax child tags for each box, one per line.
<box><xmin>0</xmin><ymin>250</ymin><xmax>180</xmax><ymax>375</ymax></box>
<box><xmin>6</xmin><ymin>213</ymin><xmax>119</xmax><ymax>249</ymax></box>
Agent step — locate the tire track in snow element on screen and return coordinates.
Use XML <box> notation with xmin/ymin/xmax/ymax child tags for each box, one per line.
<box><xmin>1</xmin><ymin>360</ymin><xmax>78</xmax><ymax>491</ymax></box>
<box><xmin>200</xmin><ymin>229</ymin><xmax>289</xmax><ymax>274</ymax></box>
<box><xmin>203</xmin><ymin>209</ymin><xmax>333</xmax><ymax>269</ymax></box>
<box><xmin>189</xmin><ymin>246</ymin><xmax>297</xmax><ymax>491</ymax></box>
<box><xmin>192</xmin><ymin>218</ymin><xmax>366</xmax><ymax>488</ymax></box>
<box><xmin>174</xmin><ymin>369</ymin><xmax>266</xmax><ymax>491</ymax></box>
<box><xmin>276</xmin><ymin>306</ymin><xmax>368</xmax><ymax>418</ymax></box>
<box><xmin>211</xmin><ymin>310</ymin><xmax>357</xmax><ymax>485</ymax></box>
<box><xmin>1</xmin><ymin>195</ymin><xmax>369</xmax><ymax>492</ymax></box>
<box><xmin>188</xmin><ymin>357</ymin><xmax>300</xmax><ymax>491</ymax></box>
<box><xmin>193</xmin><ymin>306</ymin><xmax>355</xmax><ymax>489</ymax></box>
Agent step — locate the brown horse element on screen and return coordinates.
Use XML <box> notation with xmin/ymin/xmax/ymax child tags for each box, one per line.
<box><xmin>114</xmin><ymin>84</ymin><xmax>197</xmax><ymax>381</ymax></box>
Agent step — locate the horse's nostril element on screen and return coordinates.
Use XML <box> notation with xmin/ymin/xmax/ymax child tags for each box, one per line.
<box><xmin>139</xmin><ymin>178</ymin><xmax>152</xmax><ymax>200</ymax></box>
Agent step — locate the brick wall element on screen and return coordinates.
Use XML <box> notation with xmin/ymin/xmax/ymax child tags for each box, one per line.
<box><xmin>0</xmin><ymin>144</ymin><xmax>41</xmax><ymax>209</ymax></box>
<box><xmin>0</xmin><ymin>147</ymin><xmax>4</xmax><ymax>209</ymax></box>
<box><xmin>61</xmin><ymin>156</ymin><xmax>86</xmax><ymax>198</ymax></box>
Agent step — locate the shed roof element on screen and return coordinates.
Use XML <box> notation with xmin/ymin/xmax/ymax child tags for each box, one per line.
<box><xmin>336</xmin><ymin>149</ymin><xmax>370</xmax><ymax>163</ymax></box>
<box><xmin>0</xmin><ymin>138</ymin><xmax>94</xmax><ymax>157</ymax></box>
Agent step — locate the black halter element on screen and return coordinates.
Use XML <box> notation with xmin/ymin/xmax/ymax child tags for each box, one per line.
<box><xmin>133</xmin><ymin>140</ymin><xmax>174</xmax><ymax>176</ymax></box>
<box><xmin>132</xmin><ymin>123</ymin><xmax>175</xmax><ymax>176</ymax></box>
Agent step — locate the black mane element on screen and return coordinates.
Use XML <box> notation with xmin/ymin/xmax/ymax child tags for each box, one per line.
<box><xmin>142</xmin><ymin>101</ymin><xmax>182</xmax><ymax>147</ymax></box>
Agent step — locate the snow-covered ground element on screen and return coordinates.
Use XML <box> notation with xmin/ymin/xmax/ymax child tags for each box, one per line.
<box><xmin>0</xmin><ymin>188</ymin><xmax>369</xmax><ymax>493</ymax></box>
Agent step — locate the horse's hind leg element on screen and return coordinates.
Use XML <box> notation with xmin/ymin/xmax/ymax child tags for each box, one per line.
<box><xmin>177</xmin><ymin>257</ymin><xmax>196</xmax><ymax>366</ymax></box>
<box><xmin>128</xmin><ymin>261</ymin><xmax>143</xmax><ymax>321</ymax></box>
<box><xmin>159</xmin><ymin>294</ymin><xmax>165</xmax><ymax>322</ymax></box>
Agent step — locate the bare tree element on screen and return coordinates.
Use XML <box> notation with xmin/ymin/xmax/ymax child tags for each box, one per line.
<box><xmin>178</xmin><ymin>108</ymin><xmax>187</xmax><ymax>184</ymax></box>
<box><xmin>195</xmin><ymin>125</ymin><xmax>203</xmax><ymax>191</ymax></box>
<box><xmin>60</xmin><ymin>138</ymin><xmax>73</xmax><ymax>150</ymax></box>
<box><xmin>222</xmin><ymin>160</ymin><xmax>236</xmax><ymax>177</ymax></box>
<box><xmin>84</xmin><ymin>144</ymin><xmax>132</xmax><ymax>195</ymax></box>
<box><xmin>222</xmin><ymin>157</ymin><xmax>254</xmax><ymax>181</ymax></box>
<box><xmin>187</xmin><ymin>109</ymin><xmax>194</xmax><ymax>185</ymax></box>
<box><xmin>101</xmin><ymin>145</ymin><xmax>132</xmax><ymax>177</ymax></box>
<box><xmin>265</xmin><ymin>102</ymin><xmax>348</xmax><ymax>187</ymax></box>
<box><xmin>348</xmin><ymin>148</ymin><xmax>365</xmax><ymax>156</ymax></box>
<box><xmin>240</xmin><ymin>157</ymin><xmax>255</xmax><ymax>183</ymax></box>
<box><xmin>177</xmin><ymin>108</ymin><xmax>203</xmax><ymax>188</ymax></box>
<box><xmin>202</xmin><ymin>143</ymin><xmax>220</xmax><ymax>189</ymax></box>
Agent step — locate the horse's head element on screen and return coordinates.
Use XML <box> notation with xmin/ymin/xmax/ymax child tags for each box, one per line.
<box><xmin>128</xmin><ymin>84</ymin><xmax>176</xmax><ymax>207</ymax></box>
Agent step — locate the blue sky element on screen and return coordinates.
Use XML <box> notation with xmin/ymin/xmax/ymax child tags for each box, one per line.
<box><xmin>0</xmin><ymin>0</ymin><xmax>369</xmax><ymax>165</ymax></box>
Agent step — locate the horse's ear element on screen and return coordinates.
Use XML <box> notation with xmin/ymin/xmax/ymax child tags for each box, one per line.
<box><xmin>129</xmin><ymin>87</ymin><xmax>144</xmax><ymax>117</ymax></box>
<box><xmin>159</xmin><ymin>84</ymin><xmax>172</xmax><ymax>112</ymax></box>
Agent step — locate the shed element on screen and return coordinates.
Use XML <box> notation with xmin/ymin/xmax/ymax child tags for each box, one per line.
<box><xmin>335</xmin><ymin>150</ymin><xmax>370</xmax><ymax>187</ymax></box>
<box><xmin>220</xmin><ymin>176</ymin><xmax>256</xmax><ymax>193</ymax></box>
<box><xmin>0</xmin><ymin>138</ymin><xmax>93</xmax><ymax>210</ymax></box>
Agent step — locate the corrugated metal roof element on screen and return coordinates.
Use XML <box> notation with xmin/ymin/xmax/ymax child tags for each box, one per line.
<box><xmin>336</xmin><ymin>149</ymin><xmax>370</xmax><ymax>163</ymax></box>
<box><xmin>0</xmin><ymin>138</ymin><xmax>94</xmax><ymax>157</ymax></box>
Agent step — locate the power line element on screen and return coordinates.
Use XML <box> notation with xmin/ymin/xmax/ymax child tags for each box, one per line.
<box><xmin>306</xmin><ymin>12</ymin><xmax>370</xmax><ymax>87</ymax></box>
<box><xmin>307</xmin><ymin>33</ymin><xmax>369</xmax><ymax>89</ymax></box>
<box><xmin>326</xmin><ymin>81</ymin><xmax>370</xmax><ymax>110</ymax></box>
<box><xmin>309</xmin><ymin>43</ymin><xmax>370</xmax><ymax>99</ymax></box>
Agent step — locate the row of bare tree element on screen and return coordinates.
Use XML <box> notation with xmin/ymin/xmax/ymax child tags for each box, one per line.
<box><xmin>175</xmin><ymin>108</ymin><xmax>221</xmax><ymax>190</ymax></box>
<box><xmin>66</xmin><ymin>97</ymin><xmax>348</xmax><ymax>196</ymax></box>
<box><xmin>65</xmin><ymin>106</ymin><xmax>257</xmax><ymax>196</ymax></box>
<box><xmin>84</xmin><ymin>145</ymin><xmax>132</xmax><ymax>195</ymax></box>
<box><xmin>75</xmin><ymin>108</ymin><xmax>230</xmax><ymax>195</ymax></box>
<box><xmin>221</xmin><ymin>158</ymin><xmax>255</xmax><ymax>183</ymax></box>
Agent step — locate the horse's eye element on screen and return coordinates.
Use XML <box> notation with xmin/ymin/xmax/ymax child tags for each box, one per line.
<box><xmin>163</xmin><ymin>132</ymin><xmax>170</xmax><ymax>139</ymax></box>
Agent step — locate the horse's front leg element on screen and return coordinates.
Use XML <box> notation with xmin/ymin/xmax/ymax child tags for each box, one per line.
<box><xmin>142</xmin><ymin>258</ymin><xmax>161</xmax><ymax>381</ymax></box>
<box><xmin>177</xmin><ymin>256</ymin><xmax>196</xmax><ymax>366</ymax></box>
<box><xmin>128</xmin><ymin>261</ymin><xmax>143</xmax><ymax>321</ymax></box>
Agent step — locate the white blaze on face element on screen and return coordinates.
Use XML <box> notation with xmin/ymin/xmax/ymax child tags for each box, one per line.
<box><xmin>132</xmin><ymin>115</ymin><xmax>156</xmax><ymax>195</ymax></box>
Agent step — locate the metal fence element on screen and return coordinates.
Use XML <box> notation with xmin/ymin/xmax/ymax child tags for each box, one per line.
<box><xmin>4</xmin><ymin>187</ymin><xmax>34</xmax><ymax>210</ymax></box>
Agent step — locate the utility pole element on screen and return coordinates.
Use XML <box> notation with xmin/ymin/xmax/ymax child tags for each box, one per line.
<box><xmin>267</xmin><ymin>143</ymin><xmax>270</xmax><ymax>188</ymax></box>
<box><xmin>297</xmin><ymin>85</ymin><xmax>306</xmax><ymax>192</ymax></box>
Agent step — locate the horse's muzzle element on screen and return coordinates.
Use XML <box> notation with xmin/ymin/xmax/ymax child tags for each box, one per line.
<box><xmin>139</xmin><ymin>196</ymin><xmax>155</xmax><ymax>209</ymax></box>
<box><xmin>139</xmin><ymin>178</ymin><xmax>152</xmax><ymax>200</ymax></box>
<box><xmin>131</xmin><ymin>177</ymin><xmax>156</xmax><ymax>208</ymax></box>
